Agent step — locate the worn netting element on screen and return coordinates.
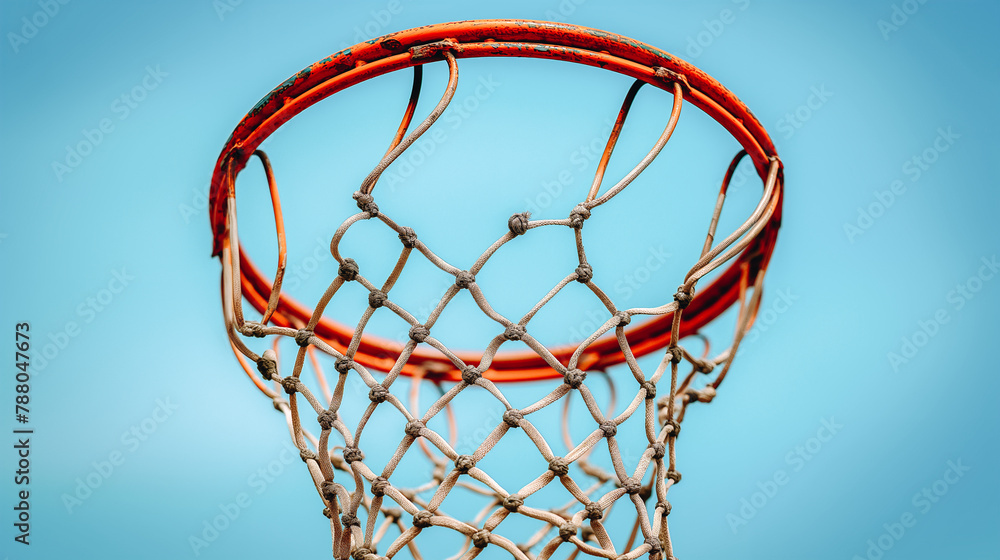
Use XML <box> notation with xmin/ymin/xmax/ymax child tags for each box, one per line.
<box><xmin>216</xmin><ymin>34</ymin><xmax>781</xmax><ymax>560</ymax></box>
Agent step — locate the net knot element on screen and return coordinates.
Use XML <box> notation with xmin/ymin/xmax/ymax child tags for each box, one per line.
<box><xmin>350</xmin><ymin>547</ymin><xmax>375</xmax><ymax>560</ymax></box>
<box><xmin>644</xmin><ymin>536</ymin><xmax>663</xmax><ymax>555</ymax></box>
<box><xmin>334</xmin><ymin>357</ymin><xmax>353</xmax><ymax>374</ymax></box>
<box><xmin>549</xmin><ymin>457</ymin><xmax>570</xmax><ymax>477</ymax></box>
<box><xmin>368</xmin><ymin>290</ymin><xmax>388</xmax><ymax>309</ymax></box>
<box><xmin>455</xmin><ymin>270</ymin><xmax>476</xmax><ymax>289</ymax></box>
<box><xmin>341</xmin><ymin>513</ymin><xmax>360</xmax><ymax>527</ymax></box>
<box><xmin>502</xmin><ymin>409</ymin><xmax>523</xmax><ymax>427</ymax></box>
<box><xmin>508</xmin><ymin>212</ymin><xmax>531</xmax><ymax>236</ymax></box>
<box><xmin>622</xmin><ymin>477</ymin><xmax>642</xmax><ymax>494</ymax></box>
<box><xmin>256</xmin><ymin>353</ymin><xmax>278</xmax><ymax>381</ymax></box>
<box><xmin>585</xmin><ymin>501</ymin><xmax>604</xmax><ymax>521</ymax></box>
<box><xmin>558</xmin><ymin>522</ymin><xmax>577</xmax><ymax>541</ymax></box>
<box><xmin>338</xmin><ymin>259</ymin><xmax>360</xmax><ymax>281</ymax></box>
<box><xmin>398</xmin><ymin>227</ymin><xmax>418</xmax><ymax>248</ymax></box>
<box><xmin>281</xmin><ymin>376</ymin><xmax>300</xmax><ymax>395</ymax></box>
<box><xmin>641</xmin><ymin>381</ymin><xmax>656</xmax><ymax>399</ymax></box>
<box><xmin>404</xmin><ymin>420</ymin><xmax>425</xmax><ymax>438</ymax></box>
<box><xmin>650</xmin><ymin>442</ymin><xmax>666</xmax><ymax>459</ymax></box>
<box><xmin>461</xmin><ymin>366</ymin><xmax>482</xmax><ymax>385</ymax></box>
<box><xmin>568</xmin><ymin>204</ymin><xmax>591</xmax><ymax>228</ymax></box>
<box><xmin>317</xmin><ymin>410</ymin><xmax>338</xmax><ymax>430</ymax></box>
<box><xmin>667</xmin><ymin>470</ymin><xmax>682</xmax><ymax>484</ymax></box>
<box><xmin>666</xmin><ymin>419</ymin><xmax>681</xmax><ymax>439</ymax></box>
<box><xmin>502</xmin><ymin>494</ymin><xmax>524</xmax><ymax>512</ymax></box>
<box><xmin>368</xmin><ymin>384</ymin><xmax>389</xmax><ymax>403</ymax></box>
<box><xmin>294</xmin><ymin>329</ymin><xmax>313</xmax><ymax>347</ymax></box>
<box><xmin>321</xmin><ymin>480</ymin><xmax>337</xmax><ymax>501</ymax></box>
<box><xmin>343</xmin><ymin>447</ymin><xmax>364</xmax><ymax>463</ymax></box>
<box><xmin>503</xmin><ymin>324</ymin><xmax>526</xmax><ymax>341</ymax></box>
<box><xmin>412</xmin><ymin>510</ymin><xmax>434</xmax><ymax>528</ymax></box>
<box><xmin>673</xmin><ymin>286</ymin><xmax>694</xmax><ymax>309</ymax></box>
<box><xmin>352</xmin><ymin>191</ymin><xmax>379</xmax><ymax>217</ymax></box>
<box><xmin>575</xmin><ymin>263</ymin><xmax>594</xmax><ymax>283</ymax></box>
<box><xmin>564</xmin><ymin>369</ymin><xmax>587</xmax><ymax>389</ymax></box>
<box><xmin>244</xmin><ymin>322</ymin><xmax>267</xmax><ymax>337</ymax></box>
<box><xmin>455</xmin><ymin>455</ymin><xmax>476</xmax><ymax>473</ymax></box>
<box><xmin>668</xmin><ymin>346</ymin><xmax>683</xmax><ymax>364</ymax></box>
<box><xmin>408</xmin><ymin>325</ymin><xmax>429</xmax><ymax>342</ymax></box>
<box><xmin>699</xmin><ymin>386</ymin><xmax>717</xmax><ymax>402</ymax></box>
<box><xmin>657</xmin><ymin>500</ymin><xmax>672</xmax><ymax>517</ymax></box>
<box><xmin>615</xmin><ymin>311</ymin><xmax>631</xmax><ymax>326</ymax></box>
<box><xmin>371</xmin><ymin>477</ymin><xmax>390</xmax><ymax>497</ymax></box>
<box><xmin>696</xmin><ymin>360</ymin><xmax>715</xmax><ymax>374</ymax></box>
<box><xmin>472</xmin><ymin>529</ymin><xmax>491</xmax><ymax>548</ymax></box>
<box><xmin>600</xmin><ymin>422</ymin><xmax>617</xmax><ymax>438</ymax></box>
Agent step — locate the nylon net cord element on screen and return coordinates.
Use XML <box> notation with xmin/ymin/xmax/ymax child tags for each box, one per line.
<box><xmin>220</xmin><ymin>50</ymin><xmax>780</xmax><ymax>560</ymax></box>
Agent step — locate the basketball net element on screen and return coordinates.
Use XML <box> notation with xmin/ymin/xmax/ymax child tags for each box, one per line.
<box><xmin>211</xmin><ymin>20</ymin><xmax>783</xmax><ymax>560</ymax></box>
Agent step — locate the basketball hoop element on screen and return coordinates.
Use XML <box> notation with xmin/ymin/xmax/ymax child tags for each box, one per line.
<box><xmin>211</xmin><ymin>20</ymin><xmax>782</xmax><ymax>560</ymax></box>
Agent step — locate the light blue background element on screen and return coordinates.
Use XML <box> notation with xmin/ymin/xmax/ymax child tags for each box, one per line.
<box><xmin>1</xmin><ymin>1</ymin><xmax>997</xmax><ymax>559</ymax></box>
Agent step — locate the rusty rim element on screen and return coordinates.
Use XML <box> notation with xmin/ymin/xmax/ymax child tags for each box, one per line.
<box><xmin>210</xmin><ymin>19</ymin><xmax>783</xmax><ymax>382</ymax></box>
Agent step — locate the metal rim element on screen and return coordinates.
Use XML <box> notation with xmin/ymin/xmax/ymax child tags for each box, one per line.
<box><xmin>210</xmin><ymin>19</ymin><xmax>784</xmax><ymax>382</ymax></box>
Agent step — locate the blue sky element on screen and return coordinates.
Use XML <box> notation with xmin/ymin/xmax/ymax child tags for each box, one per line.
<box><xmin>1</xmin><ymin>1</ymin><xmax>997</xmax><ymax>559</ymax></box>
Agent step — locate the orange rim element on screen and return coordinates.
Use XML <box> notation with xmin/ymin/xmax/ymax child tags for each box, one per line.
<box><xmin>210</xmin><ymin>19</ymin><xmax>783</xmax><ymax>383</ymax></box>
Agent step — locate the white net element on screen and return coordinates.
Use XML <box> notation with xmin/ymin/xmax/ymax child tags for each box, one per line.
<box><xmin>216</xmin><ymin>37</ymin><xmax>782</xmax><ymax>560</ymax></box>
